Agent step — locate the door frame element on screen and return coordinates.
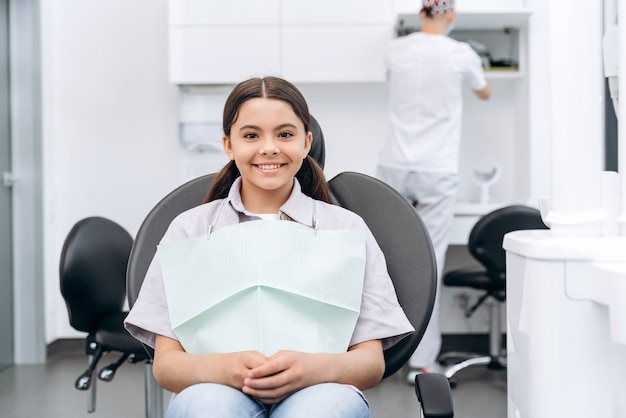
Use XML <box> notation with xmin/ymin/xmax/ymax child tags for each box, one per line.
<box><xmin>9</xmin><ymin>0</ymin><xmax>45</xmax><ymax>364</ymax></box>
<box><xmin>0</xmin><ymin>0</ymin><xmax>13</xmax><ymax>371</ymax></box>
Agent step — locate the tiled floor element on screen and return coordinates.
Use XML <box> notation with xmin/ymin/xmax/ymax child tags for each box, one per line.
<box><xmin>0</xmin><ymin>349</ymin><xmax>506</xmax><ymax>417</ymax></box>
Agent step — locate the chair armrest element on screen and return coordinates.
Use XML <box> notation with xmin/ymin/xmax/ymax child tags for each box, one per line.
<box><xmin>414</xmin><ymin>373</ymin><xmax>454</xmax><ymax>418</ymax></box>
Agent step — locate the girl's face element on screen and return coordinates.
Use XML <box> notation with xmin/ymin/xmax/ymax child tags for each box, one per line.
<box><xmin>223</xmin><ymin>97</ymin><xmax>312</xmax><ymax>213</ymax></box>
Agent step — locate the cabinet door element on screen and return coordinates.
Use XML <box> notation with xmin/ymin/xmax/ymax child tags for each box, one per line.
<box><xmin>169</xmin><ymin>27</ymin><xmax>281</xmax><ymax>84</ymax></box>
<box><xmin>169</xmin><ymin>0</ymin><xmax>281</xmax><ymax>26</ymax></box>
<box><xmin>282</xmin><ymin>0</ymin><xmax>393</xmax><ymax>25</ymax></box>
<box><xmin>282</xmin><ymin>26</ymin><xmax>392</xmax><ymax>82</ymax></box>
<box><xmin>456</xmin><ymin>0</ymin><xmax>526</xmax><ymax>11</ymax></box>
<box><xmin>394</xmin><ymin>0</ymin><xmax>422</xmax><ymax>14</ymax></box>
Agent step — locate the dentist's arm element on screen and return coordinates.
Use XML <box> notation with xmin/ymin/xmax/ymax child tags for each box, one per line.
<box><xmin>474</xmin><ymin>82</ymin><xmax>492</xmax><ymax>100</ymax></box>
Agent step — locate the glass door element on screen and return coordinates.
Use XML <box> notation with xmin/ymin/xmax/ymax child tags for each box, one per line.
<box><xmin>0</xmin><ymin>0</ymin><xmax>14</xmax><ymax>371</ymax></box>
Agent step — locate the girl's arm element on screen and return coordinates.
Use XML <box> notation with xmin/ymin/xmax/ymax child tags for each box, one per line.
<box><xmin>242</xmin><ymin>339</ymin><xmax>385</xmax><ymax>404</ymax></box>
<box><xmin>152</xmin><ymin>334</ymin><xmax>268</xmax><ymax>394</ymax></box>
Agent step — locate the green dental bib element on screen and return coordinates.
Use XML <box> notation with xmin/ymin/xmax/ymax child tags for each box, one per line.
<box><xmin>158</xmin><ymin>220</ymin><xmax>366</xmax><ymax>356</ymax></box>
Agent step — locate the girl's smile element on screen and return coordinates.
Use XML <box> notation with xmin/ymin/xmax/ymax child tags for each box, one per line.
<box><xmin>255</xmin><ymin>163</ymin><xmax>285</xmax><ymax>172</ymax></box>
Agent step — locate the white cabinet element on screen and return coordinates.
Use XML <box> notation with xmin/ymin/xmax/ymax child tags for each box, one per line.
<box><xmin>280</xmin><ymin>0</ymin><xmax>394</xmax><ymax>82</ymax></box>
<box><xmin>168</xmin><ymin>0</ymin><xmax>394</xmax><ymax>84</ymax></box>
<box><xmin>455</xmin><ymin>0</ymin><xmax>527</xmax><ymax>11</ymax></box>
<box><xmin>169</xmin><ymin>0</ymin><xmax>281</xmax><ymax>26</ymax></box>
<box><xmin>169</xmin><ymin>27</ymin><xmax>281</xmax><ymax>84</ymax></box>
<box><xmin>168</xmin><ymin>1</ymin><xmax>530</xmax><ymax>84</ymax></box>
<box><xmin>282</xmin><ymin>0</ymin><xmax>393</xmax><ymax>24</ymax></box>
<box><xmin>282</xmin><ymin>26</ymin><xmax>391</xmax><ymax>83</ymax></box>
<box><xmin>169</xmin><ymin>0</ymin><xmax>282</xmax><ymax>84</ymax></box>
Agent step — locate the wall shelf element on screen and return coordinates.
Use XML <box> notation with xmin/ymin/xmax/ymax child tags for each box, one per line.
<box><xmin>396</xmin><ymin>10</ymin><xmax>532</xmax><ymax>33</ymax></box>
<box><xmin>486</xmin><ymin>72</ymin><xmax>524</xmax><ymax>80</ymax></box>
<box><xmin>396</xmin><ymin>16</ymin><xmax>529</xmax><ymax>77</ymax></box>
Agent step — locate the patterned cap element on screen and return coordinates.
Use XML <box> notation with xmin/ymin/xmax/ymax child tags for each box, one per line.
<box><xmin>422</xmin><ymin>0</ymin><xmax>455</xmax><ymax>13</ymax></box>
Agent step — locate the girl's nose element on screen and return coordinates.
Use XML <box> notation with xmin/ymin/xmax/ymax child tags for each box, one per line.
<box><xmin>260</xmin><ymin>137</ymin><xmax>279</xmax><ymax>155</ymax></box>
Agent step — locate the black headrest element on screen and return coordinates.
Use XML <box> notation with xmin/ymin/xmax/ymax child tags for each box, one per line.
<box><xmin>309</xmin><ymin>115</ymin><xmax>325</xmax><ymax>169</ymax></box>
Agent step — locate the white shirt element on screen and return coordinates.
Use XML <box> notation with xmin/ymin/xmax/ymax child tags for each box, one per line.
<box><xmin>379</xmin><ymin>32</ymin><xmax>487</xmax><ymax>173</ymax></box>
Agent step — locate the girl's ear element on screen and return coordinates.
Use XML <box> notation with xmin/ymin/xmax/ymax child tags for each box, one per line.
<box><xmin>222</xmin><ymin>135</ymin><xmax>235</xmax><ymax>160</ymax></box>
<box><xmin>304</xmin><ymin>131</ymin><xmax>313</xmax><ymax>158</ymax></box>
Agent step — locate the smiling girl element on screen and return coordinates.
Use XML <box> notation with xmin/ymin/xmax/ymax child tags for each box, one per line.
<box><xmin>125</xmin><ymin>76</ymin><xmax>414</xmax><ymax>418</ymax></box>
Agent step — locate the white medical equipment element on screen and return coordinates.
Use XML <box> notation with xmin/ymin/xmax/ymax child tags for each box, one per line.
<box><xmin>504</xmin><ymin>1</ymin><xmax>626</xmax><ymax>417</ymax></box>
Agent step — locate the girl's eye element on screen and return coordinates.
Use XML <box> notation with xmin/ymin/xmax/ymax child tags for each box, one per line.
<box><xmin>278</xmin><ymin>132</ymin><xmax>293</xmax><ymax>139</ymax></box>
<box><xmin>243</xmin><ymin>133</ymin><xmax>258</xmax><ymax>139</ymax></box>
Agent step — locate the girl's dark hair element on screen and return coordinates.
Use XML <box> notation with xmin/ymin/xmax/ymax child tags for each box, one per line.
<box><xmin>203</xmin><ymin>77</ymin><xmax>332</xmax><ymax>204</ymax></box>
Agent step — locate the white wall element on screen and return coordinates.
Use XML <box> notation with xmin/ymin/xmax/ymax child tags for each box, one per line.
<box><xmin>42</xmin><ymin>0</ymin><xmax>180</xmax><ymax>342</ymax></box>
<box><xmin>42</xmin><ymin>0</ymin><xmax>536</xmax><ymax>342</ymax></box>
<box><xmin>298</xmin><ymin>83</ymin><xmax>389</xmax><ymax>180</ymax></box>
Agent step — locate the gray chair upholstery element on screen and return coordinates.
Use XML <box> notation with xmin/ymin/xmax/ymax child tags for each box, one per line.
<box><xmin>59</xmin><ymin>216</ymin><xmax>153</xmax><ymax>414</ymax></box>
<box><xmin>438</xmin><ymin>205</ymin><xmax>547</xmax><ymax>387</ymax></box>
<box><xmin>327</xmin><ymin>172</ymin><xmax>437</xmax><ymax>378</ymax></box>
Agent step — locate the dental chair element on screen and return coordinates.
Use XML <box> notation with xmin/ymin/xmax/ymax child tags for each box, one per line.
<box><xmin>59</xmin><ymin>216</ymin><xmax>153</xmax><ymax>414</ymax></box>
<box><xmin>126</xmin><ymin>116</ymin><xmax>454</xmax><ymax>417</ymax></box>
<box><xmin>437</xmin><ymin>205</ymin><xmax>547</xmax><ymax>387</ymax></box>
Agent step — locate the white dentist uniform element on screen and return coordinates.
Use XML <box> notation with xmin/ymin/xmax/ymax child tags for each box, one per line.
<box><xmin>377</xmin><ymin>31</ymin><xmax>488</xmax><ymax>369</ymax></box>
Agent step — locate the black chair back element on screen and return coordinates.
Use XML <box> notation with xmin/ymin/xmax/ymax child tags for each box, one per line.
<box><xmin>468</xmin><ymin>205</ymin><xmax>547</xmax><ymax>286</ymax></box>
<box><xmin>60</xmin><ymin>217</ymin><xmax>133</xmax><ymax>332</ymax></box>
<box><xmin>308</xmin><ymin>115</ymin><xmax>325</xmax><ymax>169</ymax></box>
<box><xmin>59</xmin><ymin>216</ymin><xmax>153</xmax><ymax>414</ymax></box>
